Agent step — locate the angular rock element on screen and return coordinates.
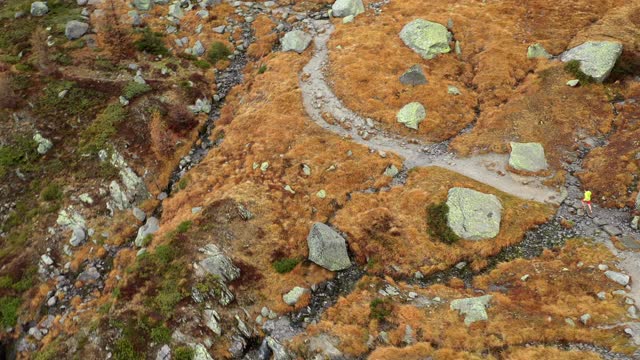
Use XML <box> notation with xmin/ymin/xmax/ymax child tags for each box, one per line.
<box><xmin>399</xmin><ymin>64</ymin><xmax>427</xmax><ymax>86</ymax></box>
<box><xmin>134</xmin><ymin>217</ymin><xmax>160</xmax><ymax>247</ymax></box>
<box><xmin>199</xmin><ymin>244</ymin><xmax>240</xmax><ymax>282</ymax></box>
<box><xmin>281</xmin><ymin>30</ymin><xmax>312</xmax><ymax>54</ymax></box>
<box><xmin>192</xmin><ymin>344</ymin><xmax>213</xmax><ymax>360</ymax></box>
<box><xmin>383</xmin><ymin>165</ymin><xmax>399</xmax><ymax>177</ymax></box>
<box><xmin>77</xmin><ymin>266</ymin><xmax>100</xmax><ymax>283</ymax></box>
<box><xmin>30</xmin><ymin>2</ymin><xmax>48</xmax><ymax>16</ymax></box>
<box><xmin>65</xmin><ymin>21</ymin><xmax>89</xmax><ymax>40</ymax></box>
<box><xmin>283</xmin><ymin>286</ymin><xmax>307</xmax><ymax>305</ymax></box>
<box><xmin>156</xmin><ymin>345</ymin><xmax>171</xmax><ymax>360</ymax></box>
<box><xmin>204</xmin><ymin>309</ymin><xmax>221</xmax><ymax>335</ymax></box>
<box><xmin>193</xmin><ymin>40</ymin><xmax>205</xmax><ymax>56</ymax></box>
<box><xmin>560</xmin><ymin>41</ymin><xmax>623</xmax><ymax>83</ymax></box>
<box><xmin>132</xmin><ymin>207</ymin><xmax>146</xmax><ymax>222</ymax></box>
<box><xmin>266</xmin><ymin>337</ymin><xmax>291</xmax><ymax>360</ymax></box>
<box><xmin>397</xmin><ymin>102</ymin><xmax>426</xmax><ymax>130</ymax></box>
<box><xmin>527</xmin><ymin>43</ymin><xmax>552</xmax><ymax>59</ymax></box>
<box><xmin>567</xmin><ymin>79</ymin><xmax>580</xmax><ymax>87</ymax></box>
<box><xmin>509</xmin><ymin>142</ymin><xmax>548</xmax><ymax>172</ymax></box>
<box><xmin>33</xmin><ymin>133</ymin><xmax>53</xmax><ymax>154</ymax></box>
<box><xmin>605</xmin><ymin>270</ymin><xmax>630</xmax><ymax>286</ymax></box>
<box><xmin>446</xmin><ymin>187</ymin><xmax>502</xmax><ymax>240</ymax></box>
<box><xmin>399</xmin><ymin>19</ymin><xmax>451</xmax><ymax>60</ymax></box>
<box><xmin>331</xmin><ymin>0</ymin><xmax>365</xmax><ymax>18</ymax></box>
<box><xmin>229</xmin><ymin>336</ymin><xmax>247</xmax><ymax>358</ymax></box>
<box><xmin>134</xmin><ymin>0</ymin><xmax>152</xmax><ymax>11</ymax></box>
<box><xmin>168</xmin><ymin>3</ymin><xmax>184</xmax><ymax>18</ymax></box>
<box><xmin>307</xmin><ymin>223</ymin><xmax>351</xmax><ymax>271</ymax></box>
<box><xmin>450</xmin><ymin>295</ymin><xmax>493</xmax><ymax>326</ymax></box>
<box><xmin>447</xmin><ymin>85</ymin><xmax>461</xmax><ymax>95</ymax></box>
<box><xmin>69</xmin><ymin>226</ymin><xmax>86</xmax><ymax>246</ymax></box>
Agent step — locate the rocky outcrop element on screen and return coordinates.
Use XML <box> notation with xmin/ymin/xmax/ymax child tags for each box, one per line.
<box><xmin>307</xmin><ymin>223</ymin><xmax>351</xmax><ymax>271</ymax></box>
<box><xmin>198</xmin><ymin>244</ymin><xmax>240</xmax><ymax>282</ymax></box>
<box><xmin>560</xmin><ymin>41</ymin><xmax>623</xmax><ymax>83</ymax></box>
<box><xmin>281</xmin><ymin>30</ymin><xmax>312</xmax><ymax>54</ymax></box>
<box><xmin>399</xmin><ymin>64</ymin><xmax>427</xmax><ymax>86</ymax></box>
<box><xmin>508</xmin><ymin>142</ymin><xmax>548</xmax><ymax>173</ymax></box>
<box><xmin>399</xmin><ymin>19</ymin><xmax>451</xmax><ymax>60</ymax></box>
<box><xmin>397</xmin><ymin>102</ymin><xmax>426</xmax><ymax>130</ymax></box>
<box><xmin>446</xmin><ymin>188</ymin><xmax>502</xmax><ymax>240</ymax></box>
<box><xmin>331</xmin><ymin>0</ymin><xmax>365</xmax><ymax>18</ymax></box>
<box><xmin>450</xmin><ymin>295</ymin><xmax>493</xmax><ymax>325</ymax></box>
<box><xmin>65</xmin><ymin>21</ymin><xmax>89</xmax><ymax>40</ymax></box>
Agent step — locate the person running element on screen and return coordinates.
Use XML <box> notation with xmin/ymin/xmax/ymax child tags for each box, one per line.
<box><xmin>582</xmin><ymin>190</ymin><xmax>593</xmax><ymax>216</ymax></box>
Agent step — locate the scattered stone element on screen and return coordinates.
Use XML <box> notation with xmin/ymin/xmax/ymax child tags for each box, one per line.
<box><xmin>446</xmin><ymin>187</ymin><xmax>502</xmax><ymax>240</ymax></box>
<box><xmin>447</xmin><ymin>85</ymin><xmax>461</xmax><ymax>95</ymax></box>
<box><xmin>384</xmin><ymin>165</ymin><xmax>399</xmax><ymax>177</ymax></box>
<box><xmin>307</xmin><ymin>335</ymin><xmax>342</xmax><ymax>359</ymax></box>
<box><xmin>597</xmin><ymin>291</ymin><xmax>606</xmax><ymax>300</ymax></box>
<box><xmin>47</xmin><ymin>296</ymin><xmax>57</xmax><ymax>307</ymax></box>
<box><xmin>198</xmin><ymin>244</ymin><xmax>240</xmax><ymax>282</ymax></box>
<box><xmin>403</xmin><ymin>325</ymin><xmax>414</xmax><ymax>345</ymax></box>
<box><xmin>283</xmin><ymin>185</ymin><xmax>295</xmax><ymax>194</ymax></box>
<box><xmin>605</xmin><ymin>270</ymin><xmax>630</xmax><ymax>286</ymax></box>
<box><xmin>79</xmin><ymin>193</ymin><xmax>93</xmax><ymax>204</ymax></box>
<box><xmin>331</xmin><ymin>0</ymin><xmax>364</xmax><ymax>18</ymax></box>
<box><xmin>30</xmin><ymin>1</ymin><xmax>48</xmax><ymax>16</ymax></box>
<box><xmin>192</xmin><ymin>207</ymin><xmax>202</xmax><ymax>214</ymax></box>
<box><xmin>192</xmin><ymin>344</ymin><xmax>213</xmax><ymax>360</ymax></box>
<box><xmin>33</xmin><ymin>133</ymin><xmax>53</xmax><ymax>154</ymax></box>
<box><xmin>316</xmin><ymin>190</ymin><xmax>326</xmax><ymax>199</ymax></box>
<box><xmin>509</xmin><ymin>142</ymin><xmax>548</xmax><ymax>173</ymax></box>
<box><xmin>603</xmin><ymin>225</ymin><xmax>622</xmax><ymax>236</ymax></box>
<box><xmin>69</xmin><ymin>227</ymin><xmax>86</xmax><ymax>246</ymax></box>
<box><xmin>134</xmin><ymin>217</ymin><xmax>160</xmax><ymax>247</ymax></box>
<box><xmin>520</xmin><ymin>274</ymin><xmax>530</xmax><ymax>281</ymax></box>
<box><xmin>399</xmin><ymin>64</ymin><xmax>427</xmax><ymax>86</ymax></box>
<box><xmin>157</xmin><ymin>192</ymin><xmax>168</xmax><ymax>201</ymax></box>
<box><xmin>65</xmin><ymin>20</ymin><xmax>89</xmax><ymax>40</ymax></box>
<box><xmin>156</xmin><ymin>345</ymin><xmax>171</xmax><ymax>360</ymax></box>
<box><xmin>283</xmin><ymin>286</ymin><xmax>307</xmax><ymax>306</ymax></box>
<box><xmin>396</xmin><ymin>102</ymin><xmax>426</xmax><ymax>130</ymax></box>
<box><xmin>565</xmin><ymin>318</ymin><xmax>576</xmax><ymax>327</ymax></box>
<box><xmin>527</xmin><ymin>43</ymin><xmax>552</xmax><ymax>59</ymax></box>
<box><xmin>580</xmin><ymin>313</ymin><xmax>591</xmax><ymax>325</ymax></box>
<box><xmin>260</xmin><ymin>162</ymin><xmax>269</xmax><ymax>172</ymax></box>
<box><xmin>192</xmin><ymin>40</ymin><xmax>205</xmax><ymax>56</ymax></box>
<box><xmin>307</xmin><ymin>222</ymin><xmax>351</xmax><ymax>271</ymax></box>
<box><xmin>132</xmin><ymin>207</ymin><xmax>146</xmax><ymax>222</ymax></box>
<box><xmin>204</xmin><ymin>309</ymin><xmax>222</xmax><ymax>336</ymax></box>
<box><xmin>631</xmin><ymin>216</ymin><xmax>639</xmax><ymax>230</ymax></box>
<box><xmin>399</xmin><ymin>19</ymin><xmax>451</xmax><ymax>60</ymax></box>
<box><xmin>134</xmin><ymin>0</ymin><xmax>152</xmax><ymax>10</ymax></box>
<box><xmin>450</xmin><ymin>295</ymin><xmax>493</xmax><ymax>326</ymax></box>
<box><xmin>598</xmin><ymin>264</ymin><xmax>609</xmax><ymax>271</ymax></box>
<box><xmin>560</xmin><ymin>41</ymin><xmax>623</xmax><ymax>83</ymax></box>
<box><xmin>40</xmin><ymin>254</ymin><xmax>54</xmax><ymax>266</ymax></box>
<box><xmin>212</xmin><ymin>25</ymin><xmax>226</xmax><ymax>34</ymax></box>
<box><xmin>77</xmin><ymin>266</ymin><xmax>100</xmax><ymax>283</ymax></box>
<box><xmin>281</xmin><ymin>30</ymin><xmax>312</xmax><ymax>54</ymax></box>
<box><xmin>266</xmin><ymin>336</ymin><xmax>291</xmax><ymax>360</ymax></box>
<box><xmin>629</xmin><ymin>305</ymin><xmax>638</xmax><ymax>318</ymax></box>
<box><xmin>342</xmin><ymin>15</ymin><xmax>354</xmax><ymax>24</ymax></box>
<box><xmin>566</xmin><ymin>79</ymin><xmax>580</xmax><ymax>87</ymax></box>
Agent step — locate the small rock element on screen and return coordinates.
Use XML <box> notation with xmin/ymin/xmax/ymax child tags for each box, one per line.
<box><xmin>204</xmin><ymin>309</ymin><xmax>222</xmax><ymax>336</ymax></box>
<box><xmin>520</xmin><ymin>274</ymin><xmax>530</xmax><ymax>281</ymax></box>
<box><xmin>65</xmin><ymin>20</ymin><xmax>89</xmax><ymax>40</ymax></box>
<box><xmin>605</xmin><ymin>270</ymin><xmax>630</xmax><ymax>286</ymax></box>
<box><xmin>384</xmin><ymin>165</ymin><xmax>399</xmax><ymax>177</ymax></box>
<box><xmin>33</xmin><ymin>133</ymin><xmax>53</xmax><ymax>155</ymax></box>
<box><xmin>307</xmin><ymin>223</ymin><xmax>351</xmax><ymax>271</ymax></box>
<box><xmin>566</xmin><ymin>79</ymin><xmax>580</xmax><ymax>87</ymax></box>
<box><xmin>283</xmin><ymin>286</ymin><xmax>307</xmax><ymax>306</ymax></box>
<box><xmin>527</xmin><ymin>43</ymin><xmax>552</xmax><ymax>59</ymax></box>
<box><xmin>447</xmin><ymin>187</ymin><xmax>502</xmax><ymax>240</ymax></box>
<box><xmin>331</xmin><ymin>0</ymin><xmax>364</xmax><ymax>17</ymax></box>
<box><xmin>316</xmin><ymin>190</ymin><xmax>326</xmax><ymax>199</ymax></box>
<box><xmin>47</xmin><ymin>296</ymin><xmax>57</xmax><ymax>307</ymax></box>
<box><xmin>399</xmin><ymin>64</ymin><xmax>427</xmax><ymax>86</ymax></box>
<box><xmin>212</xmin><ymin>25</ymin><xmax>226</xmax><ymax>34</ymax></box>
<box><xmin>69</xmin><ymin>227</ymin><xmax>86</xmax><ymax>247</ymax></box>
<box><xmin>156</xmin><ymin>345</ymin><xmax>171</xmax><ymax>360</ymax></box>
<box><xmin>603</xmin><ymin>225</ymin><xmax>622</xmax><ymax>236</ymax></box>
<box><xmin>598</xmin><ymin>264</ymin><xmax>609</xmax><ymax>271</ymax></box>
<box><xmin>399</xmin><ymin>19</ymin><xmax>451</xmax><ymax>59</ymax></box>
<box><xmin>396</xmin><ymin>102</ymin><xmax>426</xmax><ymax>130</ymax></box>
<box><xmin>565</xmin><ymin>318</ymin><xmax>576</xmax><ymax>327</ymax></box>
<box><xmin>597</xmin><ymin>291</ymin><xmax>606</xmax><ymax>300</ymax></box>
<box><xmin>509</xmin><ymin>142</ymin><xmax>548</xmax><ymax>173</ymax></box>
<box><xmin>560</xmin><ymin>41</ymin><xmax>623</xmax><ymax>83</ymax></box>
<box><xmin>447</xmin><ymin>85</ymin><xmax>461</xmax><ymax>95</ymax></box>
<box><xmin>40</xmin><ymin>254</ymin><xmax>54</xmax><ymax>266</ymax></box>
<box><xmin>281</xmin><ymin>30</ymin><xmax>312</xmax><ymax>54</ymax></box>
<box><xmin>134</xmin><ymin>217</ymin><xmax>160</xmax><ymax>247</ymax></box>
<box><xmin>30</xmin><ymin>1</ymin><xmax>48</xmax><ymax>16</ymax></box>
<box><xmin>132</xmin><ymin>207</ymin><xmax>146</xmax><ymax>222</ymax></box>
<box><xmin>342</xmin><ymin>15</ymin><xmax>354</xmax><ymax>24</ymax></box>
<box><xmin>450</xmin><ymin>295</ymin><xmax>493</xmax><ymax>326</ymax></box>
<box><xmin>580</xmin><ymin>313</ymin><xmax>591</xmax><ymax>325</ymax></box>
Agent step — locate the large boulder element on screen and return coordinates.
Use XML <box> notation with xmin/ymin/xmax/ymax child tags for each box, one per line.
<box><xmin>30</xmin><ymin>2</ymin><xmax>48</xmax><ymax>16</ymax></box>
<box><xmin>560</xmin><ymin>41</ymin><xmax>623</xmax><ymax>83</ymax></box>
<box><xmin>397</xmin><ymin>102</ymin><xmax>426</xmax><ymax>130</ymax></box>
<box><xmin>331</xmin><ymin>0</ymin><xmax>365</xmax><ymax>18</ymax></box>
<box><xmin>307</xmin><ymin>223</ymin><xmax>351</xmax><ymax>271</ymax></box>
<box><xmin>134</xmin><ymin>217</ymin><xmax>160</xmax><ymax>247</ymax></box>
<box><xmin>399</xmin><ymin>19</ymin><xmax>451</xmax><ymax>60</ymax></box>
<box><xmin>450</xmin><ymin>295</ymin><xmax>493</xmax><ymax>326</ymax></box>
<box><xmin>65</xmin><ymin>21</ymin><xmax>89</xmax><ymax>40</ymax></box>
<box><xmin>399</xmin><ymin>64</ymin><xmax>428</xmax><ymax>86</ymax></box>
<box><xmin>281</xmin><ymin>30</ymin><xmax>312</xmax><ymax>54</ymax></box>
<box><xmin>508</xmin><ymin>142</ymin><xmax>548</xmax><ymax>172</ymax></box>
<box><xmin>446</xmin><ymin>188</ymin><xmax>502</xmax><ymax>240</ymax></box>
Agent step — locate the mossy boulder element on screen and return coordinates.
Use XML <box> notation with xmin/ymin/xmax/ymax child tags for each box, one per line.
<box><xmin>307</xmin><ymin>223</ymin><xmax>351</xmax><ymax>271</ymax></box>
<box><xmin>397</xmin><ymin>102</ymin><xmax>426</xmax><ymax>130</ymax></box>
<box><xmin>281</xmin><ymin>30</ymin><xmax>312</xmax><ymax>54</ymax></box>
<box><xmin>399</xmin><ymin>19</ymin><xmax>451</xmax><ymax>60</ymax></box>
<box><xmin>446</xmin><ymin>188</ymin><xmax>502</xmax><ymax>240</ymax></box>
<box><xmin>508</xmin><ymin>142</ymin><xmax>548</xmax><ymax>173</ymax></box>
<box><xmin>560</xmin><ymin>41</ymin><xmax>623</xmax><ymax>83</ymax></box>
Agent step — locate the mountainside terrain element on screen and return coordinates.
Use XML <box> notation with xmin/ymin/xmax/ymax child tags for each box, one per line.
<box><xmin>1</xmin><ymin>0</ymin><xmax>640</xmax><ymax>359</ymax></box>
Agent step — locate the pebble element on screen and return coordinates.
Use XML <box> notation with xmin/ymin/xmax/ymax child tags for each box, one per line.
<box><xmin>605</xmin><ymin>270</ymin><xmax>630</xmax><ymax>286</ymax></box>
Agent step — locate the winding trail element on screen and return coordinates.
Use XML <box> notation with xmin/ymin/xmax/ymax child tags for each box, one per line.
<box><xmin>299</xmin><ymin>20</ymin><xmax>563</xmax><ymax>204</ymax></box>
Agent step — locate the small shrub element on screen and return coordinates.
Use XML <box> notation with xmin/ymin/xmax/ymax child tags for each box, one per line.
<box><xmin>173</xmin><ymin>346</ymin><xmax>195</xmax><ymax>360</ymax></box>
<box><xmin>41</xmin><ymin>183</ymin><xmax>63</xmax><ymax>201</ymax></box>
<box><xmin>369</xmin><ymin>298</ymin><xmax>392</xmax><ymax>321</ymax></box>
<box><xmin>177</xmin><ymin>178</ymin><xmax>188</xmax><ymax>190</ymax></box>
<box><xmin>258</xmin><ymin>64</ymin><xmax>267</xmax><ymax>74</ymax></box>
<box><xmin>150</xmin><ymin>326</ymin><xmax>171</xmax><ymax>344</ymax></box>
<box><xmin>272</xmin><ymin>258</ymin><xmax>300</xmax><ymax>274</ymax></box>
<box><xmin>11</xmin><ymin>277</ymin><xmax>32</xmax><ymax>292</ymax></box>
<box><xmin>193</xmin><ymin>59</ymin><xmax>211</xmax><ymax>69</ymax></box>
<box><xmin>155</xmin><ymin>280</ymin><xmax>183</xmax><ymax>316</ymax></box>
<box><xmin>79</xmin><ymin>103</ymin><xmax>126</xmax><ymax>154</ymax></box>
<box><xmin>14</xmin><ymin>63</ymin><xmax>33</xmax><ymax>72</ymax></box>
<box><xmin>141</xmin><ymin>234</ymin><xmax>153</xmax><ymax>247</ymax></box>
<box><xmin>0</xmin><ymin>296</ymin><xmax>21</xmax><ymax>327</ymax></box>
<box><xmin>122</xmin><ymin>81</ymin><xmax>152</xmax><ymax>100</ymax></box>
<box><xmin>97</xmin><ymin>302</ymin><xmax>111</xmax><ymax>314</ymax></box>
<box><xmin>113</xmin><ymin>338</ymin><xmax>139</xmax><ymax>360</ymax></box>
<box><xmin>134</xmin><ymin>28</ymin><xmax>169</xmax><ymax>56</ymax></box>
<box><xmin>426</xmin><ymin>202</ymin><xmax>460</xmax><ymax>244</ymax></box>
<box><xmin>176</xmin><ymin>221</ymin><xmax>192</xmax><ymax>234</ymax></box>
<box><xmin>564</xmin><ymin>60</ymin><xmax>594</xmax><ymax>84</ymax></box>
<box><xmin>0</xmin><ymin>276</ymin><xmax>12</xmax><ymax>288</ymax></box>
<box><xmin>207</xmin><ymin>42</ymin><xmax>231</xmax><ymax>64</ymax></box>
<box><xmin>154</xmin><ymin>245</ymin><xmax>175</xmax><ymax>265</ymax></box>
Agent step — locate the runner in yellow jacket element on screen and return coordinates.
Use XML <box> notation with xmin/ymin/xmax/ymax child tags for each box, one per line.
<box><xmin>581</xmin><ymin>190</ymin><xmax>593</xmax><ymax>216</ymax></box>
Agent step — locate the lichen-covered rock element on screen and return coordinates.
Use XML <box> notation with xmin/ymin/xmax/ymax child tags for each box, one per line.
<box><xmin>198</xmin><ymin>244</ymin><xmax>240</xmax><ymax>282</ymax></box>
<box><xmin>283</xmin><ymin>286</ymin><xmax>307</xmax><ymax>305</ymax></box>
<box><xmin>560</xmin><ymin>41</ymin><xmax>623</xmax><ymax>83</ymax></box>
<box><xmin>397</xmin><ymin>102</ymin><xmax>426</xmax><ymax>130</ymax></box>
<box><xmin>204</xmin><ymin>309</ymin><xmax>221</xmax><ymax>335</ymax></box>
<box><xmin>450</xmin><ymin>295</ymin><xmax>493</xmax><ymax>325</ymax></box>
<box><xmin>331</xmin><ymin>0</ymin><xmax>365</xmax><ymax>18</ymax></box>
<box><xmin>307</xmin><ymin>223</ymin><xmax>351</xmax><ymax>271</ymax></box>
<box><xmin>508</xmin><ymin>142</ymin><xmax>548</xmax><ymax>172</ymax></box>
<box><xmin>399</xmin><ymin>64</ymin><xmax>427</xmax><ymax>86</ymax></box>
<box><xmin>168</xmin><ymin>3</ymin><xmax>184</xmax><ymax>19</ymax></box>
<box><xmin>33</xmin><ymin>133</ymin><xmax>53</xmax><ymax>154</ymax></box>
<box><xmin>281</xmin><ymin>30</ymin><xmax>312</xmax><ymax>54</ymax></box>
<box><xmin>69</xmin><ymin>226</ymin><xmax>86</xmax><ymax>246</ymax></box>
<box><xmin>605</xmin><ymin>270</ymin><xmax>630</xmax><ymax>286</ymax></box>
<box><xmin>527</xmin><ymin>43</ymin><xmax>552</xmax><ymax>59</ymax></box>
<box><xmin>446</xmin><ymin>188</ymin><xmax>502</xmax><ymax>240</ymax></box>
<box><xmin>192</xmin><ymin>344</ymin><xmax>214</xmax><ymax>360</ymax></box>
<box><xmin>134</xmin><ymin>0</ymin><xmax>152</xmax><ymax>11</ymax></box>
<box><xmin>134</xmin><ymin>217</ymin><xmax>160</xmax><ymax>247</ymax></box>
<box><xmin>30</xmin><ymin>2</ymin><xmax>48</xmax><ymax>16</ymax></box>
<box><xmin>65</xmin><ymin>20</ymin><xmax>89</xmax><ymax>40</ymax></box>
<box><xmin>399</xmin><ymin>19</ymin><xmax>451</xmax><ymax>60</ymax></box>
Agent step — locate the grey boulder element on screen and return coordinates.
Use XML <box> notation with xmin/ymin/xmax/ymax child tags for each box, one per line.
<box><xmin>399</xmin><ymin>64</ymin><xmax>427</xmax><ymax>86</ymax></box>
<box><xmin>281</xmin><ymin>30</ymin><xmax>312</xmax><ymax>54</ymax></box>
<box><xmin>134</xmin><ymin>0</ymin><xmax>152</xmax><ymax>11</ymax></box>
<box><xmin>508</xmin><ymin>142</ymin><xmax>548</xmax><ymax>173</ymax></box>
<box><xmin>450</xmin><ymin>295</ymin><xmax>493</xmax><ymax>326</ymax></box>
<box><xmin>198</xmin><ymin>244</ymin><xmax>240</xmax><ymax>282</ymax></box>
<box><xmin>397</xmin><ymin>102</ymin><xmax>426</xmax><ymax>130</ymax></box>
<box><xmin>560</xmin><ymin>41</ymin><xmax>623</xmax><ymax>83</ymax></box>
<box><xmin>400</xmin><ymin>19</ymin><xmax>451</xmax><ymax>60</ymax></box>
<box><xmin>331</xmin><ymin>0</ymin><xmax>365</xmax><ymax>18</ymax></box>
<box><xmin>134</xmin><ymin>216</ymin><xmax>160</xmax><ymax>247</ymax></box>
<box><xmin>65</xmin><ymin>21</ymin><xmax>89</xmax><ymax>40</ymax></box>
<box><xmin>30</xmin><ymin>2</ymin><xmax>48</xmax><ymax>16</ymax></box>
<box><xmin>307</xmin><ymin>223</ymin><xmax>351</xmax><ymax>271</ymax></box>
<box><xmin>446</xmin><ymin>188</ymin><xmax>502</xmax><ymax>240</ymax></box>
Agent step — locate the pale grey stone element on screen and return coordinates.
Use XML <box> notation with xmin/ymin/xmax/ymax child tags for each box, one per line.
<box><xmin>450</xmin><ymin>295</ymin><xmax>493</xmax><ymax>326</ymax></box>
<box><xmin>446</xmin><ymin>187</ymin><xmax>502</xmax><ymax>240</ymax></box>
<box><xmin>307</xmin><ymin>223</ymin><xmax>351</xmax><ymax>271</ymax></box>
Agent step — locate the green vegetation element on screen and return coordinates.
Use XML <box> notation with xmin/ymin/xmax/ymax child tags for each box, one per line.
<box><xmin>369</xmin><ymin>298</ymin><xmax>392</xmax><ymax>321</ymax></box>
<box><xmin>122</xmin><ymin>81</ymin><xmax>152</xmax><ymax>100</ymax></box>
<box><xmin>134</xmin><ymin>28</ymin><xmax>169</xmax><ymax>56</ymax></box>
<box><xmin>79</xmin><ymin>103</ymin><xmax>127</xmax><ymax>154</ymax></box>
<box><xmin>207</xmin><ymin>42</ymin><xmax>231</xmax><ymax>64</ymax></box>
<box><xmin>33</xmin><ymin>339</ymin><xmax>62</xmax><ymax>360</ymax></box>
<box><xmin>426</xmin><ymin>202</ymin><xmax>460</xmax><ymax>244</ymax></box>
<box><xmin>97</xmin><ymin>302</ymin><xmax>112</xmax><ymax>315</ymax></box>
<box><xmin>41</xmin><ymin>183</ymin><xmax>63</xmax><ymax>201</ymax></box>
<box><xmin>150</xmin><ymin>325</ymin><xmax>171</xmax><ymax>344</ymax></box>
<box><xmin>14</xmin><ymin>63</ymin><xmax>34</xmax><ymax>72</ymax></box>
<box><xmin>173</xmin><ymin>346</ymin><xmax>195</xmax><ymax>360</ymax></box>
<box><xmin>564</xmin><ymin>60</ymin><xmax>594</xmax><ymax>84</ymax></box>
<box><xmin>113</xmin><ymin>338</ymin><xmax>139</xmax><ymax>360</ymax></box>
<box><xmin>178</xmin><ymin>177</ymin><xmax>188</xmax><ymax>190</ymax></box>
<box><xmin>141</xmin><ymin>234</ymin><xmax>154</xmax><ymax>247</ymax></box>
<box><xmin>272</xmin><ymin>257</ymin><xmax>300</xmax><ymax>274</ymax></box>
<box><xmin>34</xmin><ymin>81</ymin><xmax>106</xmax><ymax>117</ymax></box>
<box><xmin>0</xmin><ymin>296</ymin><xmax>21</xmax><ymax>327</ymax></box>
<box><xmin>176</xmin><ymin>220</ymin><xmax>192</xmax><ymax>234</ymax></box>
<box><xmin>193</xmin><ymin>59</ymin><xmax>211</xmax><ymax>69</ymax></box>
<box><xmin>258</xmin><ymin>64</ymin><xmax>268</xmax><ymax>74</ymax></box>
<box><xmin>0</xmin><ymin>136</ymin><xmax>39</xmax><ymax>178</ymax></box>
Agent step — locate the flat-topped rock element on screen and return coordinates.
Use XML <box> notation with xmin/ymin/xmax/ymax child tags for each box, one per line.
<box><xmin>450</xmin><ymin>295</ymin><xmax>493</xmax><ymax>325</ymax></box>
<box><xmin>446</xmin><ymin>188</ymin><xmax>502</xmax><ymax>240</ymax></box>
<box><xmin>281</xmin><ymin>30</ymin><xmax>312</xmax><ymax>54</ymax></box>
<box><xmin>509</xmin><ymin>142</ymin><xmax>548</xmax><ymax>173</ymax></box>
<box><xmin>400</xmin><ymin>19</ymin><xmax>451</xmax><ymax>60</ymax></box>
<box><xmin>560</xmin><ymin>41</ymin><xmax>623</xmax><ymax>83</ymax></box>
